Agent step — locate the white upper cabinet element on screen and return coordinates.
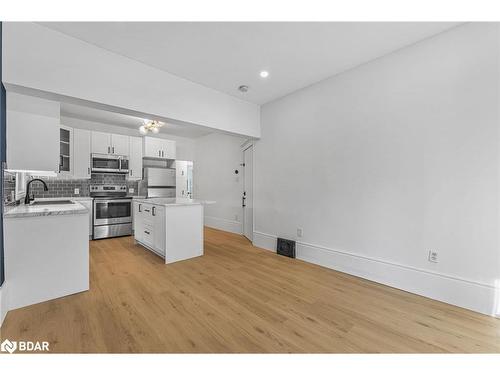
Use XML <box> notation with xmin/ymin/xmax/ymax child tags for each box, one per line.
<box><xmin>143</xmin><ymin>137</ymin><xmax>176</xmax><ymax>159</ymax></box>
<box><xmin>91</xmin><ymin>131</ymin><xmax>111</xmax><ymax>154</ymax></box>
<box><xmin>111</xmin><ymin>134</ymin><xmax>129</xmax><ymax>156</ymax></box>
<box><xmin>163</xmin><ymin>139</ymin><xmax>176</xmax><ymax>159</ymax></box>
<box><xmin>128</xmin><ymin>136</ymin><xmax>143</xmax><ymax>180</ymax></box>
<box><xmin>91</xmin><ymin>131</ymin><xmax>129</xmax><ymax>156</ymax></box>
<box><xmin>143</xmin><ymin>137</ymin><xmax>163</xmax><ymax>158</ymax></box>
<box><xmin>58</xmin><ymin>125</ymin><xmax>73</xmax><ymax>175</ymax></box>
<box><xmin>6</xmin><ymin>92</ymin><xmax>60</xmax><ymax>172</ymax></box>
<box><xmin>73</xmin><ymin>128</ymin><xmax>91</xmax><ymax>179</ymax></box>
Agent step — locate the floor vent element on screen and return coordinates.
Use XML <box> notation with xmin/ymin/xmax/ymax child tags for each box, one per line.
<box><xmin>277</xmin><ymin>238</ymin><xmax>296</xmax><ymax>258</ymax></box>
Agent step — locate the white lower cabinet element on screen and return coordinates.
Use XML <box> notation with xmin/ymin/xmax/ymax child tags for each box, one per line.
<box><xmin>76</xmin><ymin>198</ymin><xmax>94</xmax><ymax>238</ymax></box>
<box><xmin>153</xmin><ymin>206</ymin><xmax>166</xmax><ymax>256</ymax></box>
<box><xmin>133</xmin><ymin>201</ymin><xmax>166</xmax><ymax>257</ymax></box>
<box><xmin>133</xmin><ymin>202</ymin><xmax>144</xmax><ymax>243</ymax></box>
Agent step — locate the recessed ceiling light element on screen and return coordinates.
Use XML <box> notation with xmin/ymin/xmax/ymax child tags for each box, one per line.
<box><xmin>260</xmin><ymin>71</ymin><xmax>269</xmax><ymax>78</ymax></box>
<box><xmin>238</xmin><ymin>85</ymin><xmax>249</xmax><ymax>93</ymax></box>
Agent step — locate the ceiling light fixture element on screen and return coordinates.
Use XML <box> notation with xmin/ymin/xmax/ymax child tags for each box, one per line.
<box><xmin>140</xmin><ymin>119</ymin><xmax>164</xmax><ymax>135</ymax></box>
<box><xmin>259</xmin><ymin>71</ymin><xmax>269</xmax><ymax>78</ymax></box>
<box><xmin>238</xmin><ymin>85</ymin><xmax>249</xmax><ymax>93</ymax></box>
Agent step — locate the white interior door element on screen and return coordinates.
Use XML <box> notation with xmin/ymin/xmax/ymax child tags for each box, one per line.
<box><xmin>243</xmin><ymin>145</ymin><xmax>253</xmax><ymax>241</ymax></box>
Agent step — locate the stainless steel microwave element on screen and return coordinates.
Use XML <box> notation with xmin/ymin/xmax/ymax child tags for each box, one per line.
<box><xmin>91</xmin><ymin>153</ymin><xmax>129</xmax><ymax>174</ymax></box>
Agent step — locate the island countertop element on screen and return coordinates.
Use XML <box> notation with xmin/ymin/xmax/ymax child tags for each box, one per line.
<box><xmin>132</xmin><ymin>197</ymin><xmax>215</xmax><ymax>206</ymax></box>
<box><xmin>4</xmin><ymin>201</ymin><xmax>88</xmax><ymax>219</ymax></box>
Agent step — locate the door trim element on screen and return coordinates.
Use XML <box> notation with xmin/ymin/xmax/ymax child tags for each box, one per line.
<box><xmin>241</xmin><ymin>141</ymin><xmax>254</xmax><ymax>242</ymax></box>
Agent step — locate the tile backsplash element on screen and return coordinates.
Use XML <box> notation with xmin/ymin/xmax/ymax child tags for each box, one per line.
<box><xmin>3</xmin><ymin>170</ymin><xmax>17</xmax><ymax>206</ymax></box>
<box><xmin>23</xmin><ymin>173</ymin><xmax>139</xmax><ymax>199</ymax></box>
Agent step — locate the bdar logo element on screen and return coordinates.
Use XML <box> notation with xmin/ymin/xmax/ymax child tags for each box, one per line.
<box><xmin>1</xmin><ymin>339</ymin><xmax>17</xmax><ymax>354</ymax></box>
<box><xmin>0</xmin><ymin>339</ymin><xmax>49</xmax><ymax>353</ymax></box>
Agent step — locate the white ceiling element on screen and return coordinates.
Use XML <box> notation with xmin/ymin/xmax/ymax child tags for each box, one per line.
<box><xmin>41</xmin><ymin>22</ymin><xmax>460</xmax><ymax>105</ymax></box>
<box><xmin>60</xmin><ymin>102</ymin><xmax>214</xmax><ymax>138</ymax></box>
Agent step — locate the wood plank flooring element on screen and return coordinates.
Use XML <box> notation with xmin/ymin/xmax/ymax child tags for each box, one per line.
<box><xmin>1</xmin><ymin>227</ymin><xmax>499</xmax><ymax>353</ymax></box>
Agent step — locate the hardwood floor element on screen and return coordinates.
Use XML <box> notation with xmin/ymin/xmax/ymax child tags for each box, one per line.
<box><xmin>1</xmin><ymin>227</ymin><xmax>500</xmax><ymax>353</ymax></box>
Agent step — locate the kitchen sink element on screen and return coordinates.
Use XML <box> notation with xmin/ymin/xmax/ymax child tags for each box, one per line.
<box><xmin>30</xmin><ymin>200</ymin><xmax>74</xmax><ymax>205</ymax></box>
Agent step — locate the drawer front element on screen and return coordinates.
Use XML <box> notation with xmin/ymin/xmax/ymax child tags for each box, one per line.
<box><xmin>142</xmin><ymin>223</ymin><xmax>154</xmax><ymax>247</ymax></box>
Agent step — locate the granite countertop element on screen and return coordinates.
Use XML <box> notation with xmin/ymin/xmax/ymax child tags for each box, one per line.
<box><xmin>133</xmin><ymin>197</ymin><xmax>216</xmax><ymax>207</ymax></box>
<box><xmin>32</xmin><ymin>197</ymin><xmax>94</xmax><ymax>201</ymax></box>
<box><xmin>4</xmin><ymin>201</ymin><xmax>88</xmax><ymax>219</ymax></box>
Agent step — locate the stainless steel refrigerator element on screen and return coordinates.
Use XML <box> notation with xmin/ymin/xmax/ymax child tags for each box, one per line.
<box><xmin>143</xmin><ymin>167</ymin><xmax>176</xmax><ymax>198</ymax></box>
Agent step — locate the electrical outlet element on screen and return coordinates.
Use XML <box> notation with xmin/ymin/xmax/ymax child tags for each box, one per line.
<box><xmin>129</xmin><ymin>187</ymin><xmax>135</xmax><ymax>193</ymax></box>
<box><xmin>428</xmin><ymin>250</ymin><xmax>438</xmax><ymax>263</ymax></box>
<box><xmin>74</xmin><ymin>188</ymin><xmax>79</xmax><ymax>195</ymax></box>
<box><xmin>297</xmin><ymin>228</ymin><xmax>303</xmax><ymax>238</ymax></box>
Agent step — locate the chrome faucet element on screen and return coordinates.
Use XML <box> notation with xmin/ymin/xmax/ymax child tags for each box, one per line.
<box><xmin>25</xmin><ymin>178</ymin><xmax>49</xmax><ymax>204</ymax></box>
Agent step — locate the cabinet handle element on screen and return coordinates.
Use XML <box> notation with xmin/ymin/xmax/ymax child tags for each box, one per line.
<box><xmin>158</xmin><ymin>150</ymin><xmax>161</xmax><ymax>157</ymax></box>
<box><xmin>112</xmin><ymin>146</ymin><xmax>115</xmax><ymax>154</ymax></box>
<box><xmin>130</xmin><ymin>169</ymin><xmax>132</xmax><ymax>176</ymax></box>
<box><xmin>108</xmin><ymin>146</ymin><xmax>110</xmax><ymax>154</ymax></box>
<box><xmin>152</xmin><ymin>206</ymin><xmax>156</xmax><ymax>216</ymax></box>
<box><xmin>138</xmin><ymin>204</ymin><xmax>142</xmax><ymax>212</ymax></box>
<box><xmin>144</xmin><ymin>209</ymin><xmax>150</xmax><ymax>213</ymax></box>
<box><xmin>88</xmin><ymin>167</ymin><xmax>90</xmax><ymax>175</ymax></box>
<box><xmin>144</xmin><ymin>230</ymin><xmax>150</xmax><ymax>235</ymax></box>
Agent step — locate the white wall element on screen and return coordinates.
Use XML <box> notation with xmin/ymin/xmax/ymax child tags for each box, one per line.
<box><xmin>61</xmin><ymin>116</ymin><xmax>196</xmax><ymax>161</ymax></box>
<box><xmin>255</xmin><ymin>23</ymin><xmax>500</xmax><ymax>315</ymax></box>
<box><xmin>0</xmin><ymin>285</ymin><xmax>6</xmax><ymax>326</ymax></box>
<box><xmin>194</xmin><ymin>133</ymin><xmax>246</xmax><ymax>234</ymax></box>
<box><xmin>2</xmin><ymin>22</ymin><xmax>260</xmax><ymax>138</ymax></box>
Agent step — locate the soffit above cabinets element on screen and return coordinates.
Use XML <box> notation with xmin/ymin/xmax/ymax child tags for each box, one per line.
<box><xmin>60</xmin><ymin>102</ymin><xmax>213</xmax><ymax>139</ymax></box>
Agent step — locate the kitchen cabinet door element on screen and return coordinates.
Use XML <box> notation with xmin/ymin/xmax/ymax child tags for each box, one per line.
<box><xmin>6</xmin><ymin>93</ymin><xmax>60</xmax><ymax>172</ymax></box>
<box><xmin>128</xmin><ymin>136</ymin><xmax>143</xmax><ymax>180</ymax></box>
<box><xmin>78</xmin><ymin>199</ymin><xmax>93</xmax><ymax>238</ymax></box>
<box><xmin>162</xmin><ymin>139</ymin><xmax>176</xmax><ymax>159</ymax></box>
<box><xmin>91</xmin><ymin>131</ymin><xmax>111</xmax><ymax>154</ymax></box>
<box><xmin>111</xmin><ymin>134</ymin><xmax>129</xmax><ymax>156</ymax></box>
<box><xmin>143</xmin><ymin>137</ymin><xmax>163</xmax><ymax>158</ymax></box>
<box><xmin>133</xmin><ymin>202</ymin><xmax>144</xmax><ymax>243</ymax></box>
<box><xmin>153</xmin><ymin>206</ymin><xmax>166</xmax><ymax>256</ymax></box>
<box><xmin>58</xmin><ymin>125</ymin><xmax>73</xmax><ymax>175</ymax></box>
<box><xmin>73</xmin><ymin>128</ymin><xmax>91</xmax><ymax>179</ymax></box>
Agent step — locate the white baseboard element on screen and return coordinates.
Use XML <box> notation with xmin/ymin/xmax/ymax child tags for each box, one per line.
<box><xmin>204</xmin><ymin>216</ymin><xmax>242</xmax><ymax>235</ymax></box>
<box><xmin>0</xmin><ymin>283</ymin><xmax>8</xmax><ymax>327</ymax></box>
<box><xmin>253</xmin><ymin>231</ymin><xmax>277</xmax><ymax>251</ymax></box>
<box><xmin>253</xmin><ymin>231</ymin><xmax>499</xmax><ymax>316</ymax></box>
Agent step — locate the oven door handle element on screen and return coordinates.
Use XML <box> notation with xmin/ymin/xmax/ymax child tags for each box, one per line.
<box><xmin>94</xmin><ymin>199</ymin><xmax>133</xmax><ymax>204</ymax></box>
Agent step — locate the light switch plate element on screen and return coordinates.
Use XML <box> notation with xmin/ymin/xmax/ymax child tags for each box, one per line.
<box><xmin>129</xmin><ymin>187</ymin><xmax>135</xmax><ymax>193</ymax></box>
<box><xmin>74</xmin><ymin>188</ymin><xmax>80</xmax><ymax>195</ymax></box>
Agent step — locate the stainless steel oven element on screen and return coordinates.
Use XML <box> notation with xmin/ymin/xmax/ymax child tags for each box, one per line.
<box><xmin>91</xmin><ymin>185</ymin><xmax>132</xmax><ymax>239</ymax></box>
<box><xmin>91</xmin><ymin>153</ymin><xmax>129</xmax><ymax>174</ymax></box>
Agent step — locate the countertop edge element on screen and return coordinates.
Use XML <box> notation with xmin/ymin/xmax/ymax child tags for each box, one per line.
<box><xmin>4</xmin><ymin>202</ymin><xmax>89</xmax><ymax>219</ymax></box>
<box><xmin>132</xmin><ymin>198</ymin><xmax>211</xmax><ymax>207</ymax></box>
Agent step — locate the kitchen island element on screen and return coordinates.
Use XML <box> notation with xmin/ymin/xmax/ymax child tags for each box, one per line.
<box><xmin>133</xmin><ymin>198</ymin><xmax>211</xmax><ymax>264</ymax></box>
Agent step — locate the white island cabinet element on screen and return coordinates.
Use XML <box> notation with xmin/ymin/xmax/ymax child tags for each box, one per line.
<box><xmin>133</xmin><ymin>198</ymin><xmax>204</xmax><ymax>264</ymax></box>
